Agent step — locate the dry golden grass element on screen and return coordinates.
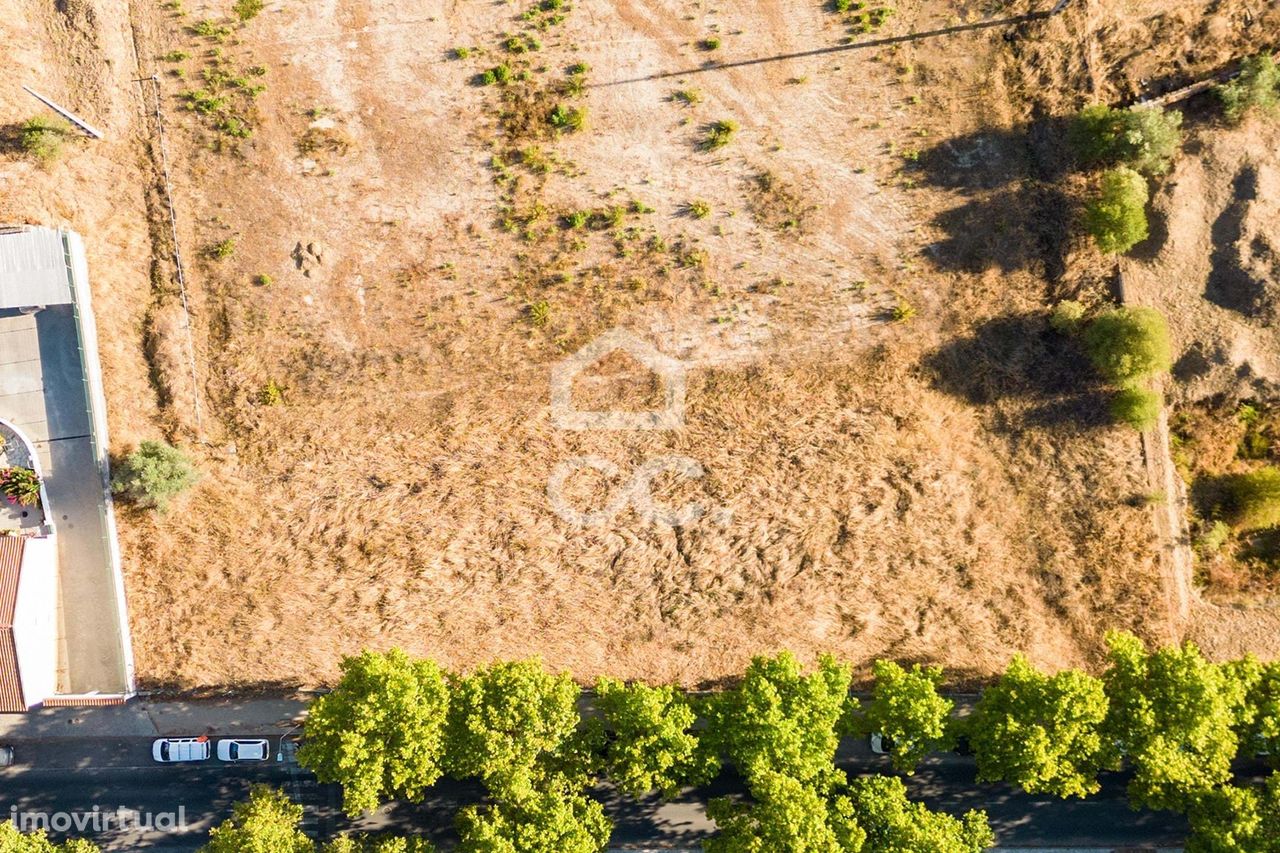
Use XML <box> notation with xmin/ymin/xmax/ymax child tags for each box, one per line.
<box><xmin>10</xmin><ymin>0</ymin><xmax>1276</xmax><ymax>688</ymax></box>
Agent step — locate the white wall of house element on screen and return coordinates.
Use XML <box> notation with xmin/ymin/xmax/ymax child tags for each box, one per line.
<box><xmin>14</xmin><ymin>536</ymin><xmax>58</xmax><ymax>708</ymax></box>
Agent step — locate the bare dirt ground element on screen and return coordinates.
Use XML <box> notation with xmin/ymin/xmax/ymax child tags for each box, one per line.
<box><xmin>1</xmin><ymin>0</ymin><xmax>1276</xmax><ymax>688</ymax></box>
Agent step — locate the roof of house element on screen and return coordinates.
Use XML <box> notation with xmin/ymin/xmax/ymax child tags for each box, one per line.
<box><xmin>0</xmin><ymin>228</ymin><xmax>76</xmax><ymax>309</ymax></box>
<box><xmin>0</xmin><ymin>536</ymin><xmax>26</xmax><ymax>712</ymax></box>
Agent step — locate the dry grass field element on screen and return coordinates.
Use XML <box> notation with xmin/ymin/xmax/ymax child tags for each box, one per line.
<box><xmin>2</xmin><ymin>0</ymin><xmax>1279</xmax><ymax>688</ymax></box>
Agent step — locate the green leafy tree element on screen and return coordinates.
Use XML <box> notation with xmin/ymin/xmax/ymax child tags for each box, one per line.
<box><xmin>1102</xmin><ymin>631</ymin><xmax>1249</xmax><ymax>810</ymax></box>
<box><xmin>1084</xmin><ymin>166</ymin><xmax>1149</xmax><ymax>254</ymax></box>
<box><xmin>0</xmin><ymin>823</ymin><xmax>101</xmax><ymax>851</ymax></box>
<box><xmin>862</xmin><ymin>661</ymin><xmax>954</xmax><ymax>774</ymax></box>
<box><xmin>1221</xmin><ymin>467</ymin><xmax>1280</xmax><ymax>531</ymax></box>
<box><xmin>1082</xmin><ymin>307</ymin><xmax>1173</xmax><ymax>387</ymax></box>
<box><xmin>969</xmin><ymin>654</ymin><xmax>1112</xmax><ymax>798</ymax></box>
<box><xmin>1236</xmin><ymin>658</ymin><xmax>1280</xmax><ymax>762</ymax></box>
<box><xmin>200</xmin><ymin>785</ymin><xmax>313</xmax><ymax>853</ymax></box>
<box><xmin>298</xmin><ymin>649</ymin><xmax>451</xmax><ymax>816</ymax></box>
<box><xmin>18</xmin><ymin>116</ymin><xmax>73</xmax><ymax>165</ymax></box>
<box><xmin>594</xmin><ymin>677</ymin><xmax>717</xmax><ymax>797</ymax></box>
<box><xmin>1068</xmin><ymin>104</ymin><xmax>1183</xmax><ymax>175</ymax></box>
<box><xmin>1217</xmin><ymin>53</ymin><xmax>1280</xmax><ymax>124</ymax></box>
<box><xmin>845</xmin><ymin>775</ymin><xmax>993</xmax><ymax>852</ymax></box>
<box><xmin>111</xmin><ymin>440</ymin><xmax>200</xmax><ymax>511</ymax></box>
<box><xmin>444</xmin><ymin>658</ymin><xmax>584</xmax><ymax>801</ymax></box>
<box><xmin>1186</xmin><ymin>774</ymin><xmax>1280</xmax><ymax>853</ymax></box>
<box><xmin>455</xmin><ymin>787</ymin><xmax>611</xmax><ymax>853</ymax></box>
<box><xmin>701</xmin><ymin>652</ymin><xmax>854</xmax><ymax>789</ymax></box>
<box><xmin>704</xmin><ymin>771</ymin><xmax>866</xmax><ymax>853</ymax></box>
<box><xmin>1110</xmin><ymin>386</ymin><xmax>1162</xmax><ymax>431</ymax></box>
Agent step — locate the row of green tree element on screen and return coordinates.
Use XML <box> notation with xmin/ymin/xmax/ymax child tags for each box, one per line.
<box><xmin>285</xmin><ymin>631</ymin><xmax>1280</xmax><ymax>851</ymax></box>
<box><xmin>4</xmin><ymin>632</ymin><xmax>1278</xmax><ymax>851</ymax></box>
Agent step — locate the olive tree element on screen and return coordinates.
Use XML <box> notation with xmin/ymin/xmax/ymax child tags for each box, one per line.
<box><xmin>111</xmin><ymin>440</ymin><xmax>200</xmax><ymax>511</ymax></box>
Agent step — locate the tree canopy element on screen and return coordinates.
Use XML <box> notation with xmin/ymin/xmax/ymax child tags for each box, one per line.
<box><xmin>594</xmin><ymin>676</ymin><xmax>717</xmax><ymax>798</ymax></box>
<box><xmin>844</xmin><ymin>775</ymin><xmax>993</xmax><ymax>853</ymax></box>
<box><xmin>1082</xmin><ymin>307</ymin><xmax>1173</xmax><ymax>388</ymax></box>
<box><xmin>970</xmin><ymin>654</ymin><xmax>1112</xmax><ymax>798</ymax></box>
<box><xmin>455</xmin><ymin>787</ymin><xmax>611</xmax><ymax>853</ymax></box>
<box><xmin>1186</xmin><ymin>774</ymin><xmax>1280</xmax><ymax>853</ymax></box>
<box><xmin>701</xmin><ymin>652</ymin><xmax>854</xmax><ymax>788</ymax></box>
<box><xmin>1102</xmin><ymin>632</ymin><xmax>1248</xmax><ymax>810</ymax></box>
<box><xmin>704</xmin><ymin>771</ymin><xmax>866</xmax><ymax>853</ymax></box>
<box><xmin>200</xmin><ymin>785</ymin><xmax>314</xmax><ymax>853</ymax></box>
<box><xmin>862</xmin><ymin>661</ymin><xmax>954</xmax><ymax>774</ymax></box>
<box><xmin>298</xmin><ymin>649</ymin><xmax>451</xmax><ymax>816</ymax></box>
<box><xmin>443</xmin><ymin>658</ymin><xmax>583</xmax><ymax>801</ymax></box>
<box><xmin>1083</xmin><ymin>166</ymin><xmax>1149</xmax><ymax>255</ymax></box>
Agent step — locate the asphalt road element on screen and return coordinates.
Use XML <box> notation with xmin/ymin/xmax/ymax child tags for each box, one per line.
<box><xmin>0</xmin><ymin>733</ymin><xmax>1214</xmax><ymax>851</ymax></box>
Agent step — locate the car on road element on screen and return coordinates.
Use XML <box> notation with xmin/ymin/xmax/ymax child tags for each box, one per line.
<box><xmin>869</xmin><ymin>732</ymin><xmax>895</xmax><ymax>754</ymax></box>
<box><xmin>152</xmin><ymin>737</ymin><xmax>210</xmax><ymax>763</ymax></box>
<box><xmin>0</xmin><ymin>745</ymin><xmax>13</xmax><ymax>766</ymax></box>
<box><xmin>216</xmin><ymin>738</ymin><xmax>269</xmax><ymax>762</ymax></box>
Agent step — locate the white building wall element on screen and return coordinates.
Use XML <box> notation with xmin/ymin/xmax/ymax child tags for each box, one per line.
<box><xmin>13</xmin><ymin>536</ymin><xmax>59</xmax><ymax>708</ymax></box>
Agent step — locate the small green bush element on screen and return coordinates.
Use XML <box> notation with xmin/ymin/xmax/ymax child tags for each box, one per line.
<box><xmin>1049</xmin><ymin>299</ymin><xmax>1087</xmax><ymax>335</ymax></box>
<box><xmin>162</xmin><ymin>50</ymin><xmax>190</xmax><ymax>62</ymax></box>
<box><xmin>685</xmin><ymin>200</ymin><xmax>711</xmax><ymax>219</ymax></box>
<box><xmin>259</xmin><ymin>378</ymin><xmax>285</xmax><ymax>406</ymax></box>
<box><xmin>1217</xmin><ymin>53</ymin><xmax>1280</xmax><ymax>124</ymax></box>
<box><xmin>1110</xmin><ymin>386</ymin><xmax>1161</xmax><ymax>431</ymax></box>
<box><xmin>1068</xmin><ymin>104</ymin><xmax>1182</xmax><ymax>175</ymax></box>
<box><xmin>702</xmin><ymin>119</ymin><xmax>738</xmax><ymax>151</ymax></box>
<box><xmin>18</xmin><ymin>116</ymin><xmax>72</xmax><ymax>164</ymax></box>
<box><xmin>699</xmin><ymin>37</ymin><xmax>721</xmax><ymax>51</ymax></box>
<box><xmin>528</xmin><ymin>300</ymin><xmax>551</xmax><ymax>327</ymax></box>
<box><xmin>112</xmin><ymin>440</ymin><xmax>200</xmax><ymax>511</ymax></box>
<box><xmin>481</xmin><ymin>64</ymin><xmax>513</xmax><ymax>86</ymax></box>
<box><xmin>1082</xmin><ymin>306</ymin><xmax>1172</xmax><ymax>387</ymax></box>
<box><xmin>1084</xmin><ymin>166</ymin><xmax>1149</xmax><ymax>254</ymax></box>
<box><xmin>232</xmin><ymin>0</ymin><xmax>263</xmax><ymax>21</ymax></box>
<box><xmin>208</xmin><ymin>238</ymin><xmax>236</xmax><ymax>260</ymax></box>
<box><xmin>672</xmin><ymin>88</ymin><xmax>702</xmax><ymax>106</ymax></box>
<box><xmin>548</xmin><ymin>104</ymin><xmax>586</xmax><ymax>132</ymax></box>
<box><xmin>451</xmin><ymin>47</ymin><xmax>471</xmax><ymax>60</ymax></box>
<box><xmin>1222</xmin><ymin>467</ymin><xmax>1280</xmax><ymax>531</ymax></box>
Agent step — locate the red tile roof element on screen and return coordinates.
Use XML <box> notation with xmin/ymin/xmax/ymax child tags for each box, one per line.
<box><xmin>0</xmin><ymin>536</ymin><xmax>25</xmax><ymax>712</ymax></box>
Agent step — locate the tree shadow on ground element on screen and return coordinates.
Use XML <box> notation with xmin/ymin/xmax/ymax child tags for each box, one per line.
<box><xmin>919</xmin><ymin>313</ymin><xmax>1112</xmax><ymax>430</ymax></box>
<box><xmin>912</xmin><ymin>117</ymin><xmax>1078</xmax><ymax>281</ymax></box>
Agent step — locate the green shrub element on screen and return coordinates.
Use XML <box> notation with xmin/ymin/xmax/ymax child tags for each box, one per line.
<box><xmin>1110</xmin><ymin>386</ymin><xmax>1161</xmax><ymax>431</ymax></box>
<box><xmin>162</xmin><ymin>50</ymin><xmax>190</xmax><ymax>62</ymax></box>
<box><xmin>1222</xmin><ymin>467</ymin><xmax>1280</xmax><ymax>531</ymax></box>
<box><xmin>672</xmin><ymin>88</ymin><xmax>702</xmax><ymax>106</ymax></box>
<box><xmin>1084</xmin><ymin>166</ymin><xmax>1149</xmax><ymax>254</ymax></box>
<box><xmin>528</xmin><ymin>300</ymin><xmax>551</xmax><ymax>327</ymax></box>
<box><xmin>19</xmin><ymin>116</ymin><xmax>72</xmax><ymax>164</ymax></box>
<box><xmin>451</xmin><ymin>46</ymin><xmax>471</xmax><ymax>60</ymax></box>
<box><xmin>1082</xmin><ymin>306</ymin><xmax>1172</xmax><ymax>387</ymax></box>
<box><xmin>686</xmin><ymin>200</ymin><xmax>711</xmax><ymax>219</ymax></box>
<box><xmin>480</xmin><ymin>64</ymin><xmax>513</xmax><ymax>86</ymax></box>
<box><xmin>208</xmin><ymin>238</ymin><xmax>236</xmax><ymax>260</ymax></box>
<box><xmin>1217</xmin><ymin>53</ymin><xmax>1280</xmax><ymax>124</ymax></box>
<box><xmin>548</xmin><ymin>104</ymin><xmax>586</xmax><ymax>132</ymax></box>
<box><xmin>702</xmin><ymin>119</ymin><xmax>738</xmax><ymax>150</ymax></box>
<box><xmin>232</xmin><ymin>0</ymin><xmax>263</xmax><ymax>21</ymax></box>
<box><xmin>699</xmin><ymin>37</ymin><xmax>721</xmax><ymax>51</ymax></box>
<box><xmin>111</xmin><ymin>440</ymin><xmax>200</xmax><ymax>511</ymax></box>
<box><xmin>1049</xmin><ymin>299</ymin><xmax>1087</xmax><ymax>335</ymax></box>
<box><xmin>1068</xmin><ymin>104</ymin><xmax>1183</xmax><ymax>175</ymax></box>
<box><xmin>259</xmin><ymin>378</ymin><xmax>285</xmax><ymax>406</ymax></box>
